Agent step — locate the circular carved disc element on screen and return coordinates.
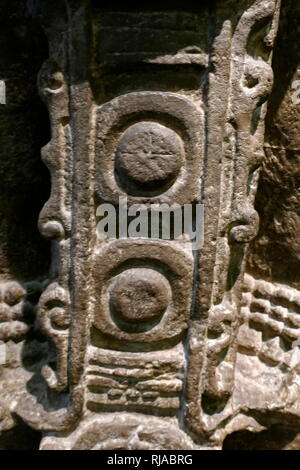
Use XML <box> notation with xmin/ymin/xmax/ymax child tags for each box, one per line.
<box><xmin>110</xmin><ymin>268</ymin><xmax>171</xmax><ymax>323</ymax></box>
<box><xmin>115</xmin><ymin>121</ymin><xmax>184</xmax><ymax>193</ymax></box>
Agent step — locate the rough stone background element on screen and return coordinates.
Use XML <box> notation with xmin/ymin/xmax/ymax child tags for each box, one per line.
<box><xmin>0</xmin><ymin>0</ymin><xmax>50</xmax><ymax>283</ymax></box>
<box><xmin>247</xmin><ymin>0</ymin><xmax>300</xmax><ymax>290</ymax></box>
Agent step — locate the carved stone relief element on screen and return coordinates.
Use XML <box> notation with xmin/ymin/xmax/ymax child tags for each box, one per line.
<box><xmin>4</xmin><ymin>0</ymin><xmax>300</xmax><ymax>451</ymax></box>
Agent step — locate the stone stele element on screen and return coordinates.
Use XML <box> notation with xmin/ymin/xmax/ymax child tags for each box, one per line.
<box><xmin>2</xmin><ymin>0</ymin><xmax>300</xmax><ymax>451</ymax></box>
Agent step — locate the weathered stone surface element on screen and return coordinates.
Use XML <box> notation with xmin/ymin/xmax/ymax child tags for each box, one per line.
<box><xmin>3</xmin><ymin>0</ymin><xmax>300</xmax><ymax>451</ymax></box>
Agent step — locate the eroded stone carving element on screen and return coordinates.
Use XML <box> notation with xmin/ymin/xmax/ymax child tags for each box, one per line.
<box><xmin>0</xmin><ymin>282</ymin><xmax>28</xmax><ymax>341</ymax></box>
<box><xmin>0</xmin><ymin>280</ymin><xmax>46</xmax><ymax>436</ymax></box>
<box><xmin>186</xmin><ymin>0</ymin><xmax>281</xmax><ymax>440</ymax></box>
<box><xmin>1</xmin><ymin>0</ymin><xmax>289</xmax><ymax>450</ymax></box>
